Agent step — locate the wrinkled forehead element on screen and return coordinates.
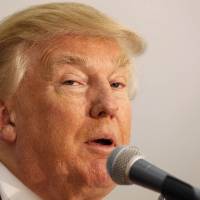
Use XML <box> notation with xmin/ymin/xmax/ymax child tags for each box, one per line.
<box><xmin>29</xmin><ymin>35</ymin><xmax>131</xmax><ymax>78</ymax></box>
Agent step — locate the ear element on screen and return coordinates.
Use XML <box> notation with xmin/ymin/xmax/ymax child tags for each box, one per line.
<box><xmin>0</xmin><ymin>101</ymin><xmax>16</xmax><ymax>143</ymax></box>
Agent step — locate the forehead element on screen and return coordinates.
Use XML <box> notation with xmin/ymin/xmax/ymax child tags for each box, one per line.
<box><xmin>42</xmin><ymin>35</ymin><xmax>122</xmax><ymax>58</ymax></box>
<box><xmin>38</xmin><ymin>35</ymin><xmax>129</xmax><ymax>72</ymax></box>
<box><xmin>24</xmin><ymin>35</ymin><xmax>131</xmax><ymax>82</ymax></box>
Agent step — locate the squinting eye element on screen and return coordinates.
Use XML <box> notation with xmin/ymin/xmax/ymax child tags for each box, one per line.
<box><xmin>110</xmin><ymin>82</ymin><xmax>125</xmax><ymax>89</ymax></box>
<box><xmin>63</xmin><ymin>80</ymin><xmax>80</xmax><ymax>86</ymax></box>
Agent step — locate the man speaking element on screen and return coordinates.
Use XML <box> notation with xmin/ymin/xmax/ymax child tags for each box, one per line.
<box><xmin>0</xmin><ymin>2</ymin><xmax>144</xmax><ymax>200</ymax></box>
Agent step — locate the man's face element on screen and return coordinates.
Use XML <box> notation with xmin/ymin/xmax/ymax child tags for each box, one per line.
<box><xmin>13</xmin><ymin>35</ymin><xmax>132</xmax><ymax>199</ymax></box>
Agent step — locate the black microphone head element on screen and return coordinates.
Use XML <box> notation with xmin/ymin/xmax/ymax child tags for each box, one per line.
<box><xmin>107</xmin><ymin>145</ymin><xmax>143</xmax><ymax>185</ymax></box>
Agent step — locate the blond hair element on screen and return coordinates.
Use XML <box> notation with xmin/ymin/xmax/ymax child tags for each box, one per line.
<box><xmin>0</xmin><ymin>2</ymin><xmax>144</xmax><ymax>101</ymax></box>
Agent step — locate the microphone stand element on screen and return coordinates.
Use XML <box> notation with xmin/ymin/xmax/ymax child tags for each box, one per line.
<box><xmin>158</xmin><ymin>187</ymin><xmax>200</xmax><ymax>200</ymax></box>
<box><xmin>157</xmin><ymin>175</ymin><xmax>200</xmax><ymax>200</ymax></box>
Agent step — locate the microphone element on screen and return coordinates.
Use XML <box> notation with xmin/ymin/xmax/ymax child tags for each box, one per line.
<box><xmin>107</xmin><ymin>145</ymin><xmax>200</xmax><ymax>200</ymax></box>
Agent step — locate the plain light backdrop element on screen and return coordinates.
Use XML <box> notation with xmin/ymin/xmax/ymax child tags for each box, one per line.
<box><xmin>0</xmin><ymin>1</ymin><xmax>200</xmax><ymax>200</ymax></box>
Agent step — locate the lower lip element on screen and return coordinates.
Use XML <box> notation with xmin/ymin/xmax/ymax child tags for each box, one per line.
<box><xmin>85</xmin><ymin>142</ymin><xmax>115</xmax><ymax>156</ymax></box>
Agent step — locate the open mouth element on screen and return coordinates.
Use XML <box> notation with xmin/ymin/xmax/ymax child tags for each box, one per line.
<box><xmin>85</xmin><ymin>133</ymin><xmax>117</xmax><ymax>155</ymax></box>
<box><xmin>86</xmin><ymin>137</ymin><xmax>115</xmax><ymax>147</ymax></box>
<box><xmin>91</xmin><ymin>138</ymin><xmax>114</xmax><ymax>146</ymax></box>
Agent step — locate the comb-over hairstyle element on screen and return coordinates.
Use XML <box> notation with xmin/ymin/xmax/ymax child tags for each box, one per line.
<box><xmin>0</xmin><ymin>2</ymin><xmax>144</xmax><ymax>101</ymax></box>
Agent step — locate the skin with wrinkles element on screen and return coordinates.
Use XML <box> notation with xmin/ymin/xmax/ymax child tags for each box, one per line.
<box><xmin>0</xmin><ymin>35</ymin><xmax>132</xmax><ymax>200</ymax></box>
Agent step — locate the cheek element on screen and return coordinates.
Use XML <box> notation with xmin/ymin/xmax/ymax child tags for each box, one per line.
<box><xmin>37</xmin><ymin>100</ymin><xmax>84</xmax><ymax>146</ymax></box>
<box><xmin>16</xmin><ymin>92</ymin><xmax>85</xmax><ymax>157</ymax></box>
<box><xmin>118</xmin><ymin>100</ymin><xmax>132</xmax><ymax>144</ymax></box>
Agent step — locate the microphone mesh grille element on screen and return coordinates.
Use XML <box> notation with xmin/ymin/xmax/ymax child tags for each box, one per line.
<box><xmin>107</xmin><ymin>145</ymin><xmax>142</xmax><ymax>185</ymax></box>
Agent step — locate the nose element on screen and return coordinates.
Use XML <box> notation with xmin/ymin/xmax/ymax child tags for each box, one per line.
<box><xmin>89</xmin><ymin>88</ymin><xmax>119</xmax><ymax>119</ymax></box>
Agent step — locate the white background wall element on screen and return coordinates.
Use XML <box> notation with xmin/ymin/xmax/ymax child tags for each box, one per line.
<box><xmin>0</xmin><ymin>0</ymin><xmax>200</xmax><ymax>199</ymax></box>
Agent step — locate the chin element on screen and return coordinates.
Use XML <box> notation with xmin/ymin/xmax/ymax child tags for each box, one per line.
<box><xmin>91</xmin><ymin>172</ymin><xmax>115</xmax><ymax>189</ymax></box>
<box><xmin>85</xmin><ymin>174</ymin><xmax>116</xmax><ymax>200</ymax></box>
<box><xmin>85</xmin><ymin>159</ymin><xmax>115</xmax><ymax>189</ymax></box>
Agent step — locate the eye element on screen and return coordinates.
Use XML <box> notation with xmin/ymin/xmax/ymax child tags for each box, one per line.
<box><xmin>110</xmin><ymin>82</ymin><xmax>125</xmax><ymax>89</ymax></box>
<box><xmin>63</xmin><ymin>80</ymin><xmax>81</xmax><ymax>86</ymax></box>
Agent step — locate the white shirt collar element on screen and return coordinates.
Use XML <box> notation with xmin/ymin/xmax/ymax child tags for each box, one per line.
<box><xmin>0</xmin><ymin>162</ymin><xmax>41</xmax><ymax>200</ymax></box>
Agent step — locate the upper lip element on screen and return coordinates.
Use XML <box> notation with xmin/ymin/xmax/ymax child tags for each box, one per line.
<box><xmin>85</xmin><ymin>132</ymin><xmax>117</xmax><ymax>146</ymax></box>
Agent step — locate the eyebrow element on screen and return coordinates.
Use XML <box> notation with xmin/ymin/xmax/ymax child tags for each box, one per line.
<box><xmin>52</xmin><ymin>54</ymin><xmax>130</xmax><ymax>69</ymax></box>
